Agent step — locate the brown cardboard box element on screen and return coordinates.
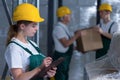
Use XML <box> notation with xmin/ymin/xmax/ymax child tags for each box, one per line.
<box><xmin>76</xmin><ymin>28</ymin><xmax>103</xmax><ymax>53</ymax></box>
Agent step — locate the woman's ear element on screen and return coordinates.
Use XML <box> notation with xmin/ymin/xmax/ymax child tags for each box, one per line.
<box><xmin>19</xmin><ymin>23</ymin><xmax>26</xmax><ymax>29</ymax></box>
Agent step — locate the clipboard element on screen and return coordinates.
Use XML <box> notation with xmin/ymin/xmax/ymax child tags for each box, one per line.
<box><xmin>30</xmin><ymin>57</ymin><xmax>65</xmax><ymax>79</ymax></box>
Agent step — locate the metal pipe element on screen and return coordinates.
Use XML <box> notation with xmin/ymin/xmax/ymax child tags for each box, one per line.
<box><xmin>1</xmin><ymin>0</ymin><xmax>13</xmax><ymax>25</ymax></box>
<box><xmin>47</xmin><ymin>0</ymin><xmax>54</xmax><ymax>57</ymax></box>
<box><xmin>1</xmin><ymin>0</ymin><xmax>13</xmax><ymax>79</ymax></box>
<box><xmin>58</xmin><ymin>0</ymin><xmax>63</xmax><ymax>7</ymax></box>
<box><xmin>18</xmin><ymin>0</ymin><xmax>23</xmax><ymax>4</ymax></box>
<box><xmin>36</xmin><ymin>0</ymin><xmax>40</xmax><ymax>46</ymax></box>
<box><xmin>96</xmin><ymin>0</ymin><xmax>101</xmax><ymax>24</ymax></box>
<box><xmin>1</xmin><ymin>64</ymin><xmax>8</xmax><ymax>80</ymax></box>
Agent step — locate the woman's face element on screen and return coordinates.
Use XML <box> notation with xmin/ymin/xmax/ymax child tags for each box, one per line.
<box><xmin>22</xmin><ymin>22</ymin><xmax>38</xmax><ymax>37</ymax></box>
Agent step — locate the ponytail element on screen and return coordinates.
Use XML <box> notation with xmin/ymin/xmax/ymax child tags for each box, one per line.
<box><xmin>6</xmin><ymin>24</ymin><xmax>18</xmax><ymax>46</ymax></box>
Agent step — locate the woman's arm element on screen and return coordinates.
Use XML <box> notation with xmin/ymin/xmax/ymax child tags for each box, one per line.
<box><xmin>11</xmin><ymin>67</ymin><xmax>41</xmax><ymax>80</ymax></box>
<box><xmin>10</xmin><ymin>57</ymin><xmax>55</xmax><ymax>80</ymax></box>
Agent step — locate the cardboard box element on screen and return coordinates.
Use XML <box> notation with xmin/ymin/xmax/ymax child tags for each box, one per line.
<box><xmin>76</xmin><ymin>28</ymin><xmax>103</xmax><ymax>53</ymax></box>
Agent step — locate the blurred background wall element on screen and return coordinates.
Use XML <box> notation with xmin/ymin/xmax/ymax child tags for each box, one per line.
<box><xmin>0</xmin><ymin>0</ymin><xmax>120</xmax><ymax>80</ymax></box>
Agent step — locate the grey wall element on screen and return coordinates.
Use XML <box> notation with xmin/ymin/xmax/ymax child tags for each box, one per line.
<box><xmin>0</xmin><ymin>0</ymin><xmax>10</xmax><ymax>75</ymax></box>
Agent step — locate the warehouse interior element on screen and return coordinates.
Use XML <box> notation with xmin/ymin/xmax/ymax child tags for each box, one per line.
<box><xmin>0</xmin><ymin>0</ymin><xmax>120</xmax><ymax>80</ymax></box>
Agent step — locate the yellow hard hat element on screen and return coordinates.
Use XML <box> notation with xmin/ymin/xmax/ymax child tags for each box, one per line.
<box><xmin>99</xmin><ymin>3</ymin><xmax>112</xmax><ymax>12</ymax></box>
<box><xmin>13</xmin><ymin>3</ymin><xmax>44</xmax><ymax>22</ymax></box>
<box><xmin>57</xmin><ymin>6</ymin><xmax>71</xmax><ymax>17</ymax></box>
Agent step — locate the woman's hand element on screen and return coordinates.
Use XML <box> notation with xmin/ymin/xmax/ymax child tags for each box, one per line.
<box><xmin>41</xmin><ymin>57</ymin><xmax>52</xmax><ymax>68</ymax></box>
<box><xmin>46</xmin><ymin>67</ymin><xmax>57</xmax><ymax>77</ymax></box>
<box><xmin>39</xmin><ymin>57</ymin><xmax>57</xmax><ymax>78</ymax></box>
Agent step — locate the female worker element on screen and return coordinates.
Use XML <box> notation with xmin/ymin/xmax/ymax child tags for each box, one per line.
<box><xmin>5</xmin><ymin>3</ymin><xmax>56</xmax><ymax>80</ymax></box>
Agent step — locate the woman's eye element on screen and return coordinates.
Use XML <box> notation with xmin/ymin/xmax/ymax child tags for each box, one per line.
<box><xmin>32</xmin><ymin>25</ymin><xmax>36</xmax><ymax>28</ymax></box>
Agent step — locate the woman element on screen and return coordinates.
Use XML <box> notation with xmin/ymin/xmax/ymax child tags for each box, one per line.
<box><xmin>5</xmin><ymin>3</ymin><xmax>56</xmax><ymax>80</ymax></box>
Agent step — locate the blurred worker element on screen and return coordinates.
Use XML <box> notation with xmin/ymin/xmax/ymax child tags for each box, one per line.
<box><xmin>52</xmin><ymin>6</ymin><xmax>81</xmax><ymax>80</ymax></box>
<box><xmin>93</xmin><ymin>3</ymin><xmax>120</xmax><ymax>59</ymax></box>
<box><xmin>4</xmin><ymin>3</ymin><xmax>56</xmax><ymax>80</ymax></box>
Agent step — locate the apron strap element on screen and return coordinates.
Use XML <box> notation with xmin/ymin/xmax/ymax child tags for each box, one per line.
<box><xmin>108</xmin><ymin>22</ymin><xmax>115</xmax><ymax>33</ymax></box>
<box><xmin>10</xmin><ymin>41</ymin><xmax>33</xmax><ymax>55</ymax></box>
<box><xmin>28</xmin><ymin>40</ymin><xmax>42</xmax><ymax>53</ymax></box>
<box><xmin>100</xmin><ymin>21</ymin><xmax>115</xmax><ymax>33</ymax></box>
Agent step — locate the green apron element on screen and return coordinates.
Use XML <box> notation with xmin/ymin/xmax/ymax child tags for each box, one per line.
<box><xmin>96</xmin><ymin>22</ymin><xmax>115</xmax><ymax>59</ymax></box>
<box><xmin>96</xmin><ymin>36</ymin><xmax>111</xmax><ymax>59</ymax></box>
<box><xmin>10</xmin><ymin>40</ymin><xmax>45</xmax><ymax>80</ymax></box>
<box><xmin>52</xmin><ymin>44</ymin><xmax>73</xmax><ymax>80</ymax></box>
